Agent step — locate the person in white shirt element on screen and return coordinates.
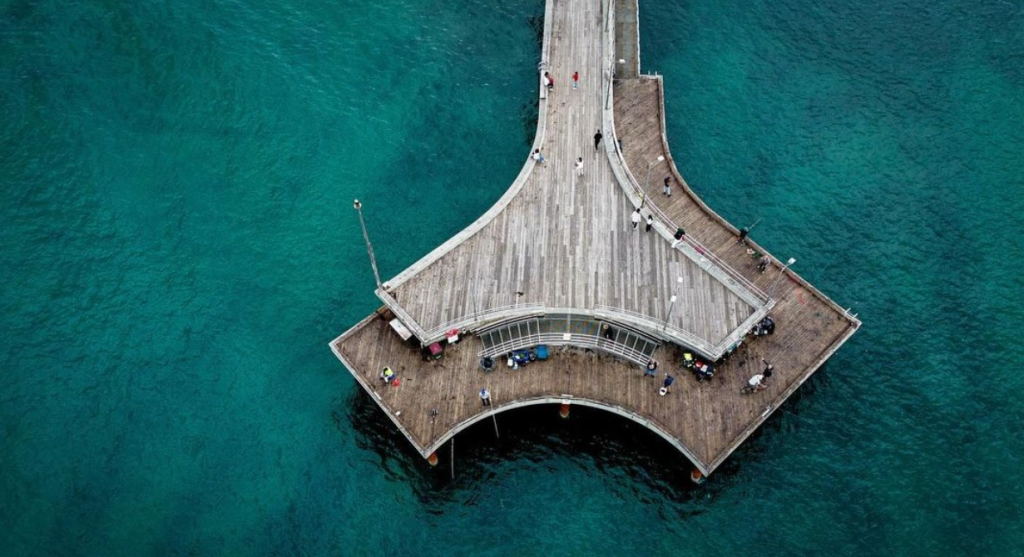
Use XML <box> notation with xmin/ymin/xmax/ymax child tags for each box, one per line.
<box><xmin>746</xmin><ymin>368</ymin><xmax>773</xmax><ymax>392</ymax></box>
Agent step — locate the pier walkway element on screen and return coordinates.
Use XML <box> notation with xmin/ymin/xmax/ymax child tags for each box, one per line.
<box><xmin>376</xmin><ymin>0</ymin><xmax>766</xmax><ymax>359</ymax></box>
<box><xmin>331</xmin><ymin>0</ymin><xmax>859</xmax><ymax>476</ymax></box>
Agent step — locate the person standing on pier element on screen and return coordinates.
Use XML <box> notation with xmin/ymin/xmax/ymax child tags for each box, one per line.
<box><xmin>644</xmin><ymin>359</ymin><xmax>658</xmax><ymax>378</ymax></box>
<box><xmin>573</xmin><ymin>71</ymin><xmax>579</xmax><ymax>89</ymax></box>
<box><xmin>575</xmin><ymin>157</ymin><xmax>584</xmax><ymax>177</ymax></box>
<box><xmin>480</xmin><ymin>388</ymin><xmax>492</xmax><ymax>406</ymax></box>
<box><xmin>544</xmin><ymin>71</ymin><xmax>554</xmax><ymax>90</ymax></box>
<box><xmin>758</xmin><ymin>254</ymin><xmax>770</xmax><ymax>273</ymax></box>
<box><xmin>594</xmin><ymin>130</ymin><xmax>603</xmax><ymax>150</ymax></box>
<box><xmin>645</xmin><ymin>214</ymin><xmax>653</xmax><ymax>232</ymax></box>
<box><xmin>663</xmin><ymin>176</ymin><xmax>672</xmax><ymax>196</ymax></box>
<box><xmin>631</xmin><ymin>208</ymin><xmax>641</xmax><ymax>230</ymax></box>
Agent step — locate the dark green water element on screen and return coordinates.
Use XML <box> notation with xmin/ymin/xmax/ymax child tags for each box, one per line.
<box><xmin>1</xmin><ymin>0</ymin><xmax>1022</xmax><ymax>554</ymax></box>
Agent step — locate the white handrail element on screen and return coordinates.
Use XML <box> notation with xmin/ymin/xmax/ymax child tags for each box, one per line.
<box><xmin>420</xmin><ymin>303</ymin><xmax>546</xmax><ymax>341</ymax></box>
<box><xmin>596</xmin><ymin>307</ymin><xmax>716</xmax><ymax>356</ymax></box>
<box><xmin>418</xmin><ymin>300</ymin><xmax>761</xmax><ymax>360</ymax></box>
<box><xmin>480</xmin><ymin>332</ymin><xmax>655</xmax><ymax>366</ymax></box>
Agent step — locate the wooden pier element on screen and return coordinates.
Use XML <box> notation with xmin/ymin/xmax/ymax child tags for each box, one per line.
<box><xmin>330</xmin><ymin>0</ymin><xmax>859</xmax><ymax>476</ymax></box>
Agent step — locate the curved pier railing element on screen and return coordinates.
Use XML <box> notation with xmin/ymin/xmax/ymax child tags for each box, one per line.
<box><xmin>405</xmin><ymin>299</ymin><xmax>755</xmax><ymax>360</ymax></box>
<box><xmin>476</xmin><ymin>313</ymin><xmax>661</xmax><ymax>365</ymax></box>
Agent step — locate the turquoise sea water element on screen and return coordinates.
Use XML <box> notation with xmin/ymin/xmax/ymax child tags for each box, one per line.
<box><xmin>1</xmin><ymin>0</ymin><xmax>1022</xmax><ymax>554</ymax></box>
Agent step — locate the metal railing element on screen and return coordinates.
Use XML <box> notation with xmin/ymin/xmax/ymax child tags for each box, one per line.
<box><xmin>418</xmin><ymin>302</ymin><xmax>546</xmax><ymax>342</ymax></box>
<box><xmin>592</xmin><ymin>304</ymin><xmax>712</xmax><ymax>353</ymax></box>
<box><xmin>420</xmin><ymin>303</ymin><xmax>713</xmax><ymax>356</ymax></box>
<box><xmin>398</xmin><ymin>300</ymin><xmax>750</xmax><ymax>360</ymax></box>
<box><xmin>480</xmin><ymin>332</ymin><xmax>656</xmax><ymax>366</ymax></box>
<box><xmin>478</xmin><ymin>314</ymin><xmax>660</xmax><ymax>366</ymax></box>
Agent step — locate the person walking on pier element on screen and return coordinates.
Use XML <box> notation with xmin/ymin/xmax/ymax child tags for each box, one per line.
<box><xmin>544</xmin><ymin>71</ymin><xmax>554</xmax><ymax>90</ymax></box>
<box><xmin>663</xmin><ymin>176</ymin><xmax>672</xmax><ymax>196</ymax></box>
<box><xmin>532</xmin><ymin>149</ymin><xmax>546</xmax><ymax>165</ymax></box>
<box><xmin>645</xmin><ymin>214</ymin><xmax>653</xmax><ymax>232</ymax></box>
<box><xmin>660</xmin><ymin>374</ymin><xmax>675</xmax><ymax>396</ymax></box>
<box><xmin>594</xmin><ymin>130</ymin><xmax>603</xmax><ymax>150</ymax></box>
<box><xmin>480</xmin><ymin>388</ymin><xmax>492</xmax><ymax>407</ymax></box>
<box><xmin>575</xmin><ymin>157</ymin><xmax>584</xmax><ymax>177</ymax></box>
<box><xmin>758</xmin><ymin>254</ymin><xmax>770</xmax><ymax>274</ymax></box>
<box><xmin>631</xmin><ymin>208</ymin><xmax>641</xmax><ymax>230</ymax></box>
<box><xmin>573</xmin><ymin>71</ymin><xmax>579</xmax><ymax>89</ymax></box>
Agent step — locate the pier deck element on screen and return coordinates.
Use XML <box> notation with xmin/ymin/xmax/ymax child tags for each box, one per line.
<box><xmin>331</xmin><ymin>0</ymin><xmax>859</xmax><ymax>475</ymax></box>
<box><xmin>378</xmin><ymin>0</ymin><xmax>762</xmax><ymax>355</ymax></box>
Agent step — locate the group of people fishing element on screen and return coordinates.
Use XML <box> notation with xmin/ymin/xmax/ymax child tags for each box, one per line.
<box><xmin>644</xmin><ymin>356</ymin><xmax>775</xmax><ymax>395</ymax></box>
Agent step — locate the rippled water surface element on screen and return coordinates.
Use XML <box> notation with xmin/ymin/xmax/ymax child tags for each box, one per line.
<box><xmin>1</xmin><ymin>0</ymin><xmax>1022</xmax><ymax>554</ymax></box>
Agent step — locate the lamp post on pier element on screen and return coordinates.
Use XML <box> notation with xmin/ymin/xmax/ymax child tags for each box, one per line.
<box><xmin>663</xmin><ymin>276</ymin><xmax>684</xmax><ymax>332</ymax></box>
<box><xmin>644</xmin><ymin>155</ymin><xmax>665</xmax><ymax>194</ymax></box>
<box><xmin>353</xmin><ymin>199</ymin><xmax>383</xmax><ymax>291</ymax></box>
<box><xmin>769</xmin><ymin>257</ymin><xmax>796</xmax><ymax>299</ymax></box>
